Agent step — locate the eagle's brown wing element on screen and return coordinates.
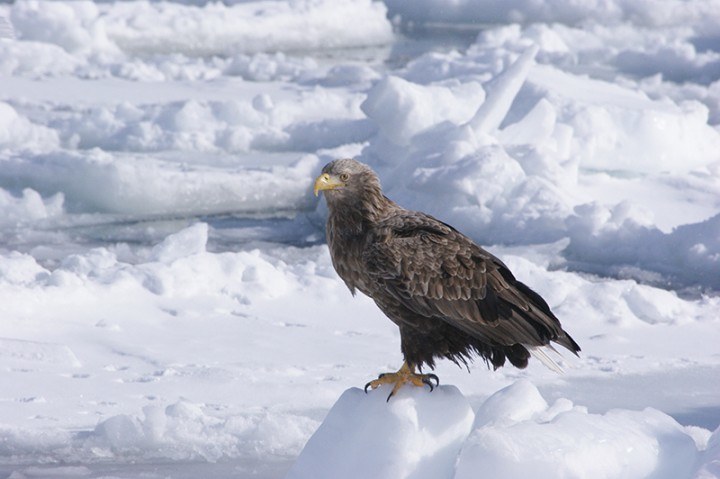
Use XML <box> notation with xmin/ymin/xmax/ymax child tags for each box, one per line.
<box><xmin>364</xmin><ymin>210</ymin><xmax>579</xmax><ymax>353</ymax></box>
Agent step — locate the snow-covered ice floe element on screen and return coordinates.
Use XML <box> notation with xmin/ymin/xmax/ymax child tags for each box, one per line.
<box><xmin>1</xmin><ymin>223</ymin><xmax>718</xmax><ymax>477</ymax></box>
<box><xmin>3</xmin><ymin>0</ymin><xmax>392</xmax><ymax>74</ymax></box>
<box><xmin>285</xmin><ymin>385</ymin><xmax>474</xmax><ymax>479</ymax></box>
<box><xmin>356</xmin><ymin>32</ymin><xmax>720</xmax><ymax>289</ymax></box>
<box><xmin>288</xmin><ymin>380</ymin><xmax>719</xmax><ymax>479</ymax></box>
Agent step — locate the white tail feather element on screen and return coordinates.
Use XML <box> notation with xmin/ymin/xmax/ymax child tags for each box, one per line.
<box><xmin>528</xmin><ymin>346</ymin><xmax>565</xmax><ymax>374</ymax></box>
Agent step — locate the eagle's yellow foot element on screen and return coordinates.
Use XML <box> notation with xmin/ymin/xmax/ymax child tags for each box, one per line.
<box><xmin>364</xmin><ymin>361</ymin><xmax>439</xmax><ymax>402</ymax></box>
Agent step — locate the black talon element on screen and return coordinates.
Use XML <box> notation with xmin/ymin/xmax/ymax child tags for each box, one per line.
<box><xmin>422</xmin><ymin>377</ymin><xmax>435</xmax><ymax>392</ymax></box>
<box><xmin>427</xmin><ymin>374</ymin><xmax>439</xmax><ymax>386</ymax></box>
<box><xmin>364</xmin><ymin>381</ymin><xmax>373</xmax><ymax>393</ymax></box>
<box><xmin>386</xmin><ymin>390</ymin><xmax>394</xmax><ymax>402</ymax></box>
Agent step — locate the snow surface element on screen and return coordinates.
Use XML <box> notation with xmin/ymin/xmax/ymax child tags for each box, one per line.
<box><xmin>290</xmin><ymin>381</ymin><xmax>716</xmax><ymax>479</ymax></box>
<box><xmin>285</xmin><ymin>385</ymin><xmax>474</xmax><ymax>479</ymax></box>
<box><xmin>1</xmin><ymin>0</ymin><xmax>720</xmax><ymax>477</ymax></box>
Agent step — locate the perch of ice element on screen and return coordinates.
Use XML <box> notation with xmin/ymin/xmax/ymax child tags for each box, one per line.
<box><xmin>285</xmin><ymin>385</ymin><xmax>474</xmax><ymax>479</ymax></box>
<box><xmin>287</xmin><ymin>380</ymin><xmax>716</xmax><ymax>479</ymax></box>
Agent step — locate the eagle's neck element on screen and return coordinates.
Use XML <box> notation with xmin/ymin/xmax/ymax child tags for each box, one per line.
<box><xmin>327</xmin><ymin>187</ymin><xmax>392</xmax><ymax>236</ymax></box>
<box><xmin>325</xmin><ymin>186</ymin><xmax>392</xmax><ymax>296</ymax></box>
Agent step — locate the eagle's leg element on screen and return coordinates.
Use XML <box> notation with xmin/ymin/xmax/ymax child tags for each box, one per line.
<box><xmin>364</xmin><ymin>361</ymin><xmax>439</xmax><ymax>401</ymax></box>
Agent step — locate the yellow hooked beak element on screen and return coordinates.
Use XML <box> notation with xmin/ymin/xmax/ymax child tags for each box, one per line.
<box><xmin>313</xmin><ymin>173</ymin><xmax>345</xmax><ymax>196</ymax></box>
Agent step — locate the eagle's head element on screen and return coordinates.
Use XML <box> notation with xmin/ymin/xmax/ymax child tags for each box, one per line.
<box><xmin>313</xmin><ymin>158</ymin><xmax>382</xmax><ymax>202</ymax></box>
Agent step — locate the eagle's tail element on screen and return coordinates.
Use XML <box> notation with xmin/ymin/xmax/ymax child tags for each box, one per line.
<box><xmin>528</xmin><ymin>345</ymin><xmax>565</xmax><ymax>374</ymax></box>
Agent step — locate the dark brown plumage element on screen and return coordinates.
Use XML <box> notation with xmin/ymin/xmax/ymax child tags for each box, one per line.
<box><xmin>314</xmin><ymin>158</ymin><xmax>580</xmax><ymax>379</ymax></box>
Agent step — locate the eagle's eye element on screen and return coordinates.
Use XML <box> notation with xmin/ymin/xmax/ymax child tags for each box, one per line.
<box><xmin>339</xmin><ymin>173</ymin><xmax>350</xmax><ymax>182</ymax></box>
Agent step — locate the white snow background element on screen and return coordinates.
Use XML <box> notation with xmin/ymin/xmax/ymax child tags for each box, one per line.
<box><xmin>1</xmin><ymin>0</ymin><xmax>720</xmax><ymax>478</ymax></box>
